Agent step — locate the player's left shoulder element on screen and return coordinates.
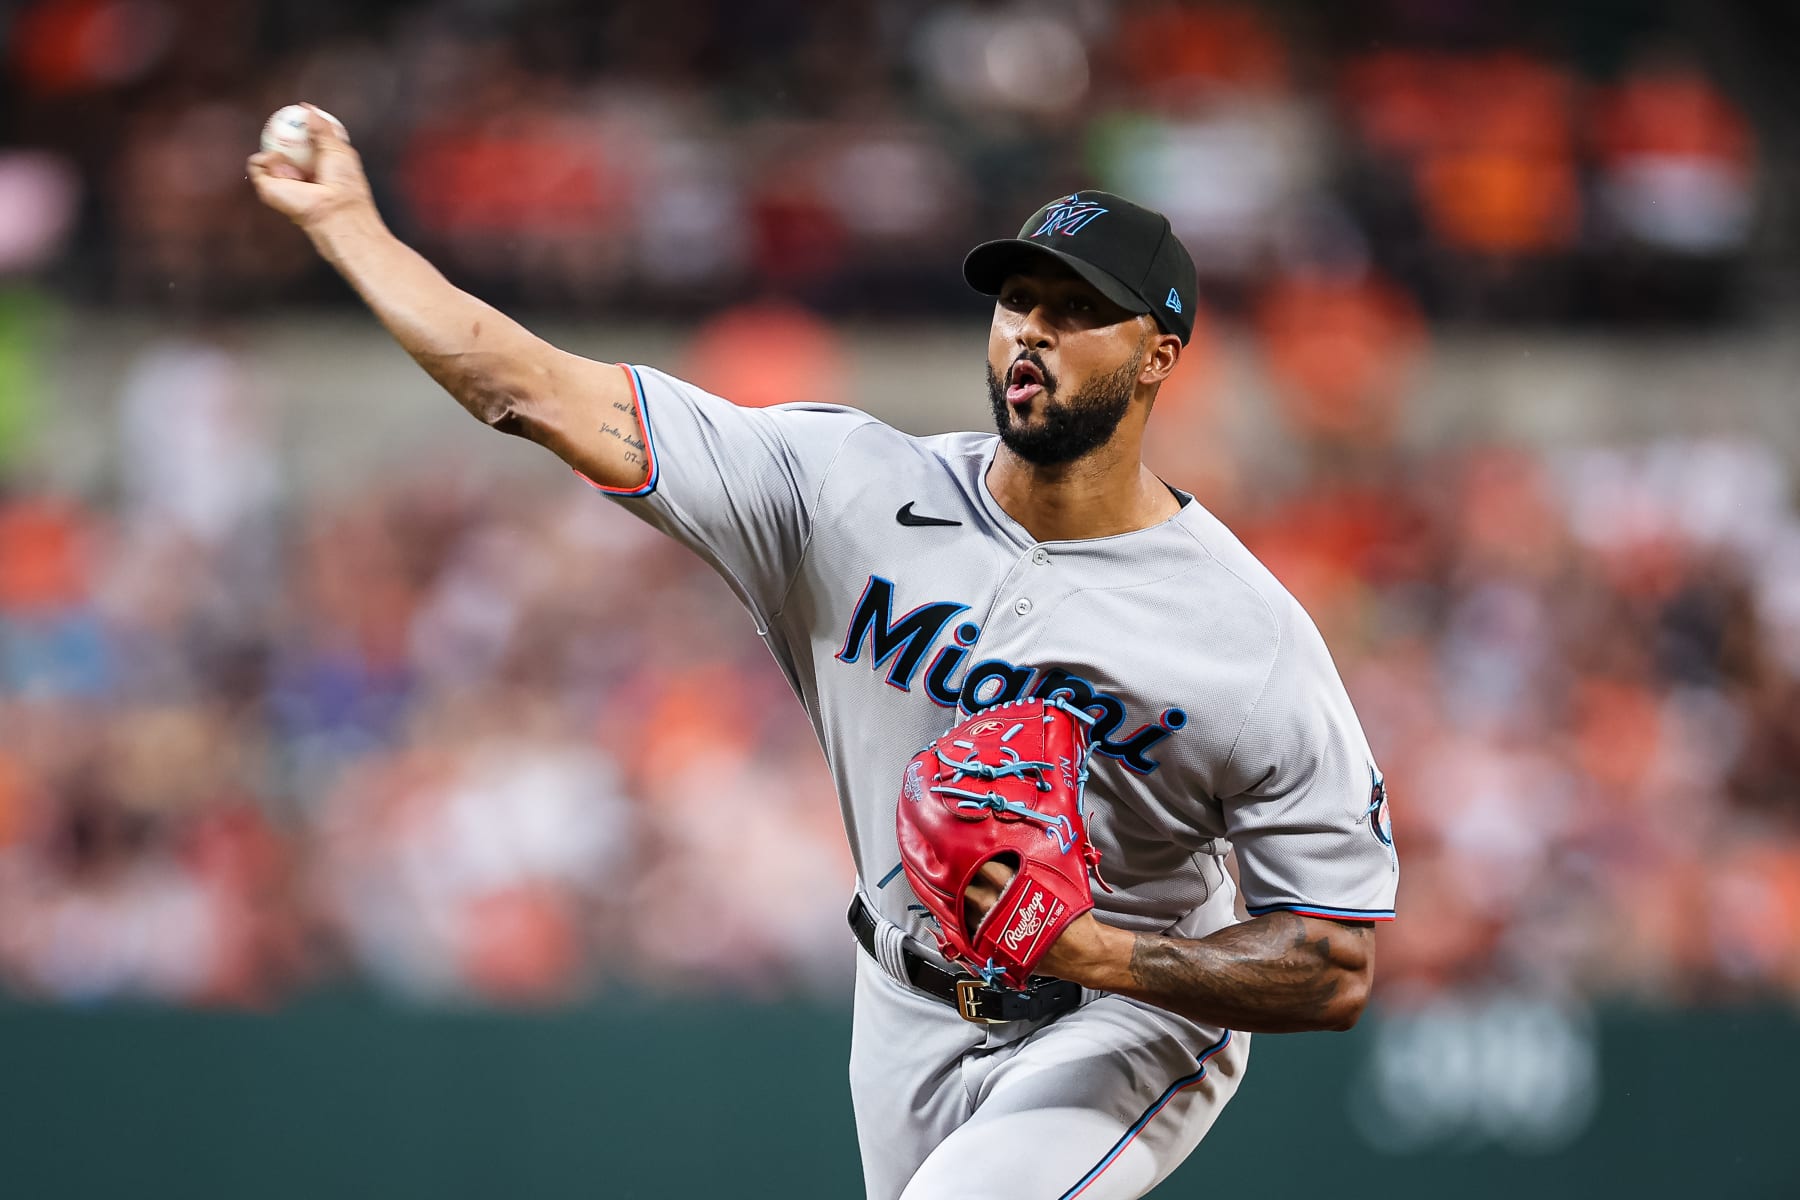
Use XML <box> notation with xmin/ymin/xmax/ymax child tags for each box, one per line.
<box><xmin>1172</xmin><ymin>502</ymin><xmax>1357</xmax><ymax>692</ymax></box>
<box><xmin>1168</xmin><ymin>501</ymin><xmax>1299</xmax><ymax>632</ymax></box>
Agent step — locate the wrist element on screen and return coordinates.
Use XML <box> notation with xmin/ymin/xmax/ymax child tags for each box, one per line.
<box><xmin>1053</xmin><ymin>918</ymin><xmax>1135</xmax><ymax>991</ymax></box>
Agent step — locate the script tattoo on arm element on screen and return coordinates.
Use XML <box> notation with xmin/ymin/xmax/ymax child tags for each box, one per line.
<box><xmin>1112</xmin><ymin>912</ymin><xmax>1375</xmax><ymax>1033</ymax></box>
<box><xmin>597</xmin><ymin>403</ymin><xmax>647</xmax><ymax>467</ymax></box>
<box><xmin>476</xmin><ymin>357</ymin><xmax>647</xmax><ymax>488</ymax></box>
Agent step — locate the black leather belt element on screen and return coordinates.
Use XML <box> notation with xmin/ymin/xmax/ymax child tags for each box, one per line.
<box><xmin>849</xmin><ymin>894</ymin><xmax>1082</xmax><ymax>1025</ymax></box>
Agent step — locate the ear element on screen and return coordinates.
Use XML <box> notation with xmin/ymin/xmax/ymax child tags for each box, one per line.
<box><xmin>1138</xmin><ymin>328</ymin><xmax>1182</xmax><ymax>387</ymax></box>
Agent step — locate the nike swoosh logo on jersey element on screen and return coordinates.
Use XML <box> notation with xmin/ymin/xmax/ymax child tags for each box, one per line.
<box><xmin>896</xmin><ymin>502</ymin><xmax>962</xmax><ymax>528</ymax></box>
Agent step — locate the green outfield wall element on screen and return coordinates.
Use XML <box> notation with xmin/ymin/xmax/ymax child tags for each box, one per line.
<box><xmin>1</xmin><ymin>993</ymin><xmax>1793</xmax><ymax>1198</ymax></box>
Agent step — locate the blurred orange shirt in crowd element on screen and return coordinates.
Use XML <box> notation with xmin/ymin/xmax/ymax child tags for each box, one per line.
<box><xmin>1255</xmin><ymin>271</ymin><xmax>1423</xmax><ymax>444</ymax></box>
<box><xmin>0</xmin><ymin>496</ymin><xmax>90</xmax><ymax>614</ymax></box>
<box><xmin>460</xmin><ymin>884</ymin><xmax>584</xmax><ymax>1005</ymax></box>
<box><xmin>681</xmin><ymin>301</ymin><xmax>849</xmax><ymax>410</ymax></box>
<box><xmin>1593</xmin><ymin>63</ymin><xmax>1753</xmax><ymax>169</ymax></box>
<box><xmin>1111</xmin><ymin>2</ymin><xmax>1290</xmax><ymax>97</ymax></box>
<box><xmin>1571</xmin><ymin>677</ymin><xmax>1663</xmax><ymax>797</ymax></box>
<box><xmin>401</xmin><ymin>114</ymin><xmax>627</xmax><ymax>238</ymax></box>
<box><xmin>10</xmin><ymin>0</ymin><xmax>158</xmax><ymax>95</ymax></box>
<box><xmin>1343</xmin><ymin>51</ymin><xmax>1581</xmax><ymax>256</ymax></box>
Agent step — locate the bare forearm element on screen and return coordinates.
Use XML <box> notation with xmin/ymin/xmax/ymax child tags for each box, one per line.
<box><xmin>1064</xmin><ymin>912</ymin><xmax>1374</xmax><ymax>1033</ymax></box>
<box><xmin>302</xmin><ymin>211</ymin><xmax>642</xmax><ymax>484</ymax></box>
<box><xmin>306</xmin><ymin>211</ymin><xmax>546</xmax><ymax>424</ymax></box>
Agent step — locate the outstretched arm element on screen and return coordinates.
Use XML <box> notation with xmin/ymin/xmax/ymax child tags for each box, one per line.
<box><xmin>966</xmin><ymin>864</ymin><xmax>1374</xmax><ymax>1033</ymax></box>
<box><xmin>246</xmin><ymin>106</ymin><xmax>646</xmax><ymax>490</ymax></box>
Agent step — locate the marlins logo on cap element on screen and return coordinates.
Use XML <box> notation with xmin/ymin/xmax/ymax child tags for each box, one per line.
<box><xmin>1031</xmin><ymin>195</ymin><xmax>1110</xmax><ymax>238</ymax></box>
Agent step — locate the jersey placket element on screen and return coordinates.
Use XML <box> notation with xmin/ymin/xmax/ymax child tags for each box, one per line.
<box><xmin>964</xmin><ymin>543</ymin><xmax>1071</xmax><ymax>701</ymax></box>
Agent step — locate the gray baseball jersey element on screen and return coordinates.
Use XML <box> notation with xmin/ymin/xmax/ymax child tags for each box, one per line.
<box><xmin>590</xmin><ymin>363</ymin><xmax>1397</xmax><ymax>1198</ymax></box>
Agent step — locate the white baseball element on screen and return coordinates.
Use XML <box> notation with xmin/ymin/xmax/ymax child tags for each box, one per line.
<box><xmin>259</xmin><ymin>104</ymin><xmax>346</xmax><ymax>175</ymax></box>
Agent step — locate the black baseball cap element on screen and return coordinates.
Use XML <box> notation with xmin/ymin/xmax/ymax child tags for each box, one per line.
<box><xmin>963</xmin><ymin>190</ymin><xmax>1198</xmax><ymax>344</ymax></box>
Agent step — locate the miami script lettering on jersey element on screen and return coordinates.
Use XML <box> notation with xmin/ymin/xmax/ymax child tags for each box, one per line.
<box><xmin>835</xmin><ymin>575</ymin><xmax>1188</xmax><ymax>775</ymax></box>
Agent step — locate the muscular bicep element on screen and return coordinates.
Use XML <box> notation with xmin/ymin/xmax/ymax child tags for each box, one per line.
<box><xmin>502</xmin><ymin>350</ymin><xmax>650</xmax><ymax>491</ymax></box>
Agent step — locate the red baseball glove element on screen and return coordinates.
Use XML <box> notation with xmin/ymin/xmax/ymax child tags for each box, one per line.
<box><xmin>896</xmin><ymin>697</ymin><xmax>1108</xmax><ymax>990</ymax></box>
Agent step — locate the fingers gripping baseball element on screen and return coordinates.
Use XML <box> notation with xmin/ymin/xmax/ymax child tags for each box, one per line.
<box><xmin>247</xmin><ymin>105</ymin><xmax>375</xmax><ymax>230</ymax></box>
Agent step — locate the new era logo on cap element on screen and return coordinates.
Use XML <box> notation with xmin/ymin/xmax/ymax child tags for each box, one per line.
<box><xmin>1165</xmin><ymin>288</ymin><xmax>1183</xmax><ymax>314</ymax></box>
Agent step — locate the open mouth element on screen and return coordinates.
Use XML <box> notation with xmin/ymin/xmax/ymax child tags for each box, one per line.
<box><xmin>1006</xmin><ymin>358</ymin><xmax>1046</xmax><ymax>406</ymax></box>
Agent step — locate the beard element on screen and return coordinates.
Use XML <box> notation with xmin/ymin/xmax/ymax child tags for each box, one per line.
<box><xmin>987</xmin><ymin>350</ymin><xmax>1140</xmax><ymax>467</ymax></box>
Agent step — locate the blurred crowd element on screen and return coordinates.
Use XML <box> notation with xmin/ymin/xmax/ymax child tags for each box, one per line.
<box><xmin>0</xmin><ymin>320</ymin><xmax>1798</xmax><ymax>1010</ymax></box>
<box><xmin>0</xmin><ymin>347</ymin><xmax>856</xmax><ymax>1004</ymax></box>
<box><xmin>0</xmin><ymin>0</ymin><xmax>1771</xmax><ymax>324</ymax></box>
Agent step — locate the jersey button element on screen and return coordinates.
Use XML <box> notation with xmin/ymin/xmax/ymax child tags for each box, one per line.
<box><xmin>1014</xmin><ymin>597</ymin><xmax>1032</xmax><ymax>615</ymax></box>
<box><xmin>1031</xmin><ymin>547</ymin><xmax>1050</xmax><ymax>566</ymax></box>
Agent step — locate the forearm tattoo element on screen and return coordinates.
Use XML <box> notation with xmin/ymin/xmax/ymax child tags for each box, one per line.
<box><xmin>1120</xmin><ymin>912</ymin><xmax>1373</xmax><ymax>1033</ymax></box>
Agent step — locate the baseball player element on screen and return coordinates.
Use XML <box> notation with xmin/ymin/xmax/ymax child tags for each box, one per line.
<box><xmin>251</xmin><ymin>109</ymin><xmax>1397</xmax><ymax>1199</ymax></box>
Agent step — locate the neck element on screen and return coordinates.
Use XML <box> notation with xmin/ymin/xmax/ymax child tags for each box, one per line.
<box><xmin>985</xmin><ymin>428</ymin><xmax>1180</xmax><ymax>543</ymax></box>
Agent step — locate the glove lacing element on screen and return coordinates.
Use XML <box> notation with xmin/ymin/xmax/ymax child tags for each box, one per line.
<box><xmin>926</xmin><ymin>698</ymin><xmax>1098</xmax><ymax>856</ymax></box>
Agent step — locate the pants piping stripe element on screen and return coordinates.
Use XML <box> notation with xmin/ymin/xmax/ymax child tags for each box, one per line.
<box><xmin>1057</xmin><ymin>1030</ymin><xmax>1232</xmax><ymax>1200</ymax></box>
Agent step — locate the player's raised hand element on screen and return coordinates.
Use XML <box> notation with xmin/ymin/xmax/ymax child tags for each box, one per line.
<box><xmin>247</xmin><ymin>105</ymin><xmax>376</xmax><ymax>232</ymax></box>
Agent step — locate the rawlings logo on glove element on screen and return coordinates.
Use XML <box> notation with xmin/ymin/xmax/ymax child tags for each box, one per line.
<box><xmin>895</xmin><ymin>697</ymin><xmax>1108</xmax><ymax>991</ymax></box>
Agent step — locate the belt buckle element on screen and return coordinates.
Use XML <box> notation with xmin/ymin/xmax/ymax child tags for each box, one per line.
<box><xmin>956</xmin><ymin>978</ymin><xmax>1006</xmax><ymax>1024</ymax></box>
